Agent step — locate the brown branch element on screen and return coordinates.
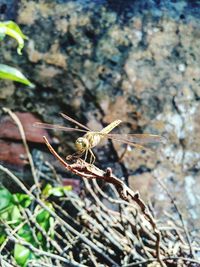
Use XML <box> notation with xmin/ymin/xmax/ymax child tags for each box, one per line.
<box><xmin>43</xmin><ymin>136</ymin><xmax>166</xmax><ymax>267</ymax></box>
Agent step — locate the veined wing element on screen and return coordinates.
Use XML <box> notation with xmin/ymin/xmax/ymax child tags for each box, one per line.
<box><xmin>33</xmin><ymin>122</ymin><xmax>88</xmax><ymax>133</ymax></box>
<box><xmin>60</xmin><ymin>113</ymin><xmax>91</xmax><ymax>131</ymax></box>
<box><xmin>95</xmin><ymin>133</ymin><xmax>166</xmax><ymax>151</ymax></box>
<box><xmin>102</xmin><ymin>134</ymin><xmax>148</xmax><ymax>150</ymax></box>
<box><xmin>105</xmin><ymin>133</ymin><xmax>166</xmax><ymax>144</ymax></box>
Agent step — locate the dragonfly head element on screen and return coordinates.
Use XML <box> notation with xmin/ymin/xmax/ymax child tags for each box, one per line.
<box><xmin>75</xmin><ymin>137</ymin><xmax>89</xmax><ymax>152</ymax></box>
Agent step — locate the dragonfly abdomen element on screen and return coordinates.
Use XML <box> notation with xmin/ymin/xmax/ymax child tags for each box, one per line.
<box><xmin>100</xmin><ymin>120</ymin><xmax>122</xmax><ymax>135</ymax></box>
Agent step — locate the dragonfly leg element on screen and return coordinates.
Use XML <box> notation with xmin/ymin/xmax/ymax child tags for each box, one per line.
<box><xmin>84</xmin><ymin>149</ymin><xmax>88</xmax><ymax>162</ymax></box>
<box><xmin>89</xmin><ymin>149</ymin><xmax>96</xmax><ymax>164</ymax></box>
<box><xmin>66</xmin><ymin>151</ymin><xmax>83</xmax><ymax>161</ymax></box>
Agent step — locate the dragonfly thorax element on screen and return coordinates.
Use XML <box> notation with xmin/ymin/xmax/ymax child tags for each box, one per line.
<box><xmin>75</xmin><ymin>137</ymin><xmax>90</xmax><ymax>152</ymax></box>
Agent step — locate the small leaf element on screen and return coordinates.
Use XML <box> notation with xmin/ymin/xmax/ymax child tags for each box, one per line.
<box><xmin>42</xmin><ymin>184</ymin><xmax>72</xmax><ymax>198</ymax></box>
<box><xmin>10</xmin><ymin>205</ymin><xmax>21</xmax><ymax>223</ymax></box>
<box><xmin>40</xmin><ymin>221</ymin><xmax>50</xmax><ymax>231</ymax></box>
<box><xmin>18</xmin><ymin>224</ymin><xmax>33</xmax><ymax>243</ymax></box>
<box><xmin>36</xmin><ymin>231</ymin><xmax>43</xmax><ymax>242</ymax></box>
<box><xmin>0</xmin><ymin>227</ymin><xmax>6</xmax><ymax>245</ymax></box>
<box><xmin>0</xmin><ymin>209</ymin><xmax>10</xmax><ymax>221</ymax></box>
<box><xmin>14</xmin><ymin>244</ymin><xmax>30</xmax><ymax>266</ymax></box>
<box><xmin>0</xmin><ymin>21</ymin><xmax>28</xmax><ymax>55</ymax></box>
<box><xmin>63</xmin><ymin>185</ymin><xmax>72</xmax><ymax>192</ymax></box>
<box><xmin>2</xmin><ymin>21</ymin><xmax>27</xmax><ymax>39</ymax></box>
<box><xmin>0</xmin><ymin>64</ymin><xmax>34</xmax><ymax>87</ymax></box>
<box><xmin>36</xmin><ymin>209</ymin><xmax>50</xmax><ymax>224</ymax></box>
<box><xmin>0</xmin><ymin>233</ymin><xmax>6</xmax><ymax>245</ymax></box>
<box><xmin>42</xmin><ymin>184</ymin><xmax>53</xmax><ymax>198</ymax></box>
<box><xmin>0</xmin><ymin>187</ymin><xmax>13</xmax><ymax>211</ymax></box>
<box><xmin>50</xmin><ymin>187</ymin><xmax>64</xmax><ymax>197</ymax></box>
<box><xmin>51</xmin><ymin>185</ymin><xmax>72</xmax><ymax>196</ymax></box>
<box><xmin>14</xmin><ymin>193</ymin><xmax>32</xmax><ymax>208</ymax></box>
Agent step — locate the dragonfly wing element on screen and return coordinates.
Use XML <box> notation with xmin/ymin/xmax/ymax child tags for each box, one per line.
<box><xmin>106</xmin><ymin>135</ymin><xmax>149</xmax><ymax>150</ymax></box>
<box><xmin>105</xmin><ymin>133</ymin><xmax>166</xmax><ymax>144</ymax></box>
<box><xmin>60</xmin><ymin>113</ymin><xmax>91</xmax><ymax>131</ymax></box>
<box><xmin>33</xmin><ymin>122</ymin><xmax>88</xmax><ymax>133</ymax></box>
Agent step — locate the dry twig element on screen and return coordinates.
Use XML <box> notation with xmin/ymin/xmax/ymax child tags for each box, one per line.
<box><xmin>43</xmin><ymin>136</ymin><xmax>166</xmax><ymax>267</ymax></box>
<box><xmin>2</xmin><ymin>108</ymin><xmax>40</xmax><ymax>192</ymax></box>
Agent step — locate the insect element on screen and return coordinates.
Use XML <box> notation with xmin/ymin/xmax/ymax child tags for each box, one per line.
<box><xmin>34</xmin><ymin>113</ymin><xmax>165</xmax><ymax>164</ymax></box>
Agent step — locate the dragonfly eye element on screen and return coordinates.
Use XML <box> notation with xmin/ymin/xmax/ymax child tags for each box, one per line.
<box><xmin>75</xmin><ymin>138</ymin><xmax>88</xmax><ymax>152</ymax></box>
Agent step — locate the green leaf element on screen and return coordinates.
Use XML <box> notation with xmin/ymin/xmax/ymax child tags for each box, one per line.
<box><xmin>51</xmin><ymin>186</ymin><xmax>72</xmax><ymax>196</ymax></box>
<box><xmin>14</xmin><ymin>193</ymin><xmax>32</xmax><ymax>208</ymax></box>
<box><xmin>14</xmin><ymin>244</ymin><xmax>30</xmax><ymax>266</ymax></box>
<box><xmin>2</xmin><ymin>21</ymin><xmax>27</xmax><ymax>39</ymax></box>
<box><xmin>42</xmin><ymin>184</ymin><xmax>72</xmax><ymax>198</ymax></box>
<box><xmin>63</xmin><ymin>185</ymin><xmax>72</xmax><ymax>192</ymax></box>
<box><xmin>36</xmin><ymin>209</ymin><xmax>50</xmax><ymax>224</ymax></box>
<box><xmin>0</xmin><ymin>209</ymin><xmax>11</xmax><ymax>221</ymax></box>
<box><xmin>50</xmin><ymin>187</ymin><xmax>64</xmax><ymax>197</ymax></box>
<box><xmin>10</xmin><ymin>205</ymin><xmax>21</xmax><ymax>222</ymax></box>
<box><xmin>0</xmin><ymin>64</ymin><xmax>34</xmax><ymax>87</ymax></box>
<box><xmin>42</xmin><ymin>184</ymin><xmax>53</xmax><ymax>198</ymax></box>
<box><xmin>0</xmin><ymin>233</ymin><xmax>6</xmax><ymax>245</ymax></box>
<box><xmin>36</xmin><ymin>231</ymin><xmax>43</xmax><ymax>242</ymax></box>
<box><xmin>18</xmin><ymin>224</ymin><xmax>33</xmax><ymax>243</ymax></box>
<box><xmin>40</xmin><ymin>220</ymin><xmax>50</xmax><ymax>231</ymax></box>
<box><xmin>0</xmin><ymin>21</ymin><xmax>28</xmax><ymax>55</ymax></box>
<box><xmin>0</xmin><ymin>187</ymin><xmax>13</xmax><ymax>211</ymax></box>
<box><xmin>0</xmin><ymin>227</ymin><xmax>6</xmax><ymax>245</ymax></box>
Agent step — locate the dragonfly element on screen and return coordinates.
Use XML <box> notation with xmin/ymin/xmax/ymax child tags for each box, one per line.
<box><xmin>34</xmin><ymin>113</ymin><xmax>165</xmax><ymax>164</ymax></box>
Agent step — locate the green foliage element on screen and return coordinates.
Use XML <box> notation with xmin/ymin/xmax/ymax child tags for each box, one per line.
<box><xmin>14</xmin><ymin>193</ymin><xmax>32</xmax><ymax>208</ymax></box>
<box><xmin>0</xmin><ymin>184</ymin><xmax>72</xmax><ymax>266</ymax></box>
<box><xmin>0</xmin><ymin>187</ymin><xmax>12</xmax><ymax>210</ymax></box>
<box><xmin>0</xmin><ymin>21</ymin><xmax>34</xmax><ymax>87</ymax></box>
<box><xmin>14</xmin><ymin>244</ymin><xmax>32</xmax><ymax>266</ymax></box>
<box><xmin>0</xmin><ymin>64</ymin><xmax>34</xmax><ymax>87</ymax></box>
<box><xmin>42</xmin><ymin>183</ymin><xmax>72</xmax><ymax>198</ymax></box>
<box><xmin>0</xmin><ymin>21</ymin><xmax>28</xmax><ymax>55</ymax></box>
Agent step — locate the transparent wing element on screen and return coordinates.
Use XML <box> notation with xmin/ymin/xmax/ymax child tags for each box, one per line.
<box><xmin>33</xmin><ymin>122</ymin><xmax>88</xmax><ymax>133</ymax></box>
<box><xmin>105</xmin><ymin>133</ymin><xmax>166</xmax><ymax>144</ymax></box>
<box><xmin>60</xmin><ymin>113</ymin><xmax>91</xmax><ymax>131</ymax></box>
<box><xmin>107</xmin><ymin>135</ymin><xmax>148</xmax><ymax>150</ymax></box>
<box><xmin>96</xmin><ymin>133</ymin><xmax>166</xmax><ymax>151</ymax></box>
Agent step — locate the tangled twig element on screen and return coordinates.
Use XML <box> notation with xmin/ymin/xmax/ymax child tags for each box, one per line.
<box><xmin>43</xmin><ymin>136</ymin><xmax>165</xmax><ymax>266</ymax></box>
<box><xmin>0</xmin><ymin>111</ymin><xmax>199</xmax><ymax>266</ymax></box>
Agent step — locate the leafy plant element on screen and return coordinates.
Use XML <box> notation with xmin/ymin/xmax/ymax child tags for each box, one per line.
<box><xmin>0</xmin><ymin>21</ymin><xmax>34</xmax><ymax>87</ymax></box>
<box><xmin>0</xmin><ymin>185</ymin><xmax>72</xmax><ymax>266</ymax></box>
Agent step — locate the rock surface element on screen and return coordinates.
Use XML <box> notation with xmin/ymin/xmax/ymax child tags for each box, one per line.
<box><xmin>0</xmin><ymin>0</ymin><xmax>200</xmax><ymax>231</ymax></box>
<box><xmin>0</xmin><ymin>112</ymin><xmax>51</xmax><ymax>143</ymax></box>
<box><xmin>0</xmin><ymin>112</ymin><xmax>51</xmax><ymax>169</ymax></box>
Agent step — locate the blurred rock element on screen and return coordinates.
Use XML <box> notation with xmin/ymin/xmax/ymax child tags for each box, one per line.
<box><xmin>0</xmin><ymin>112</ymin><xmax>51</xmax><ymax>143</ymax></box>
<box><xmin>0</xmin><ymin>112</ymin><xmax>51</xmax><ymax>170</ymax></box>
<box><xmin>0</xmin><ymin>140</ymin><xmax>27</xmax><ymax>168</ymax></box>
<box><xmin>0</xmin><ymin>80</ymin><xmax>15</xmax><ymax>99</ymax></box>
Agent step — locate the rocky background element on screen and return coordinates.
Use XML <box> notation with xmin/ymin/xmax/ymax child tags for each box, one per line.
<box><xmin>0</xmin><ymin>0</ymin><xmax>200</xmax><ymax>235</ymax></box>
